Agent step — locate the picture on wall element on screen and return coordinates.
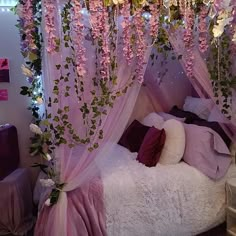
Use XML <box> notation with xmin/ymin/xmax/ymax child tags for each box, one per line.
<box><xmin>0</xmin><ymin>58</ymin><xmax>10</xmax><ymax>83</ymax></box>
<box><xmin>0</xmin><ymin>89</ymin><xmax>8</xmax><ymax>101</ymax></box>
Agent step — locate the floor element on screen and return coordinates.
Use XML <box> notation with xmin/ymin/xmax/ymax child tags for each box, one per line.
<box><xmin>197</xmin><ymin>223</ymin><xmax>226</xmax><ymax>236</ymax></box>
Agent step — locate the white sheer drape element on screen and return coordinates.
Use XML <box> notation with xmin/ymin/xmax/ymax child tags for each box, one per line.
<box><xmin>36</xmin><ymin>1</ymin><xmax>152</xmax><ymax>235</ymax></box>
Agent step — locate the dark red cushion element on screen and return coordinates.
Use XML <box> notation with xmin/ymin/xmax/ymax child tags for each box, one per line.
<box><xmin>137</xmin><ymin>127</ymin><xmax>166</xmax><ymax>167</ymax></box>
<box><xmin>118</xmin><ymin>120</ymin><xmax>150</xmax><ymax>152</ymax></box>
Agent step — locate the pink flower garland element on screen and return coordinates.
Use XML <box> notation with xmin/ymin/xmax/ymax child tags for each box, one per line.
<box><xmin>179</xmin><ymin>0</ymin><xmax>185</xmax><ymax>15</ymax></box>
<box><xmin>183</xmin><ymin>8</ymin><xmax>195</xmax><ymax>78</ymax></box>
<box><xmin>90</xmin><ymin>0</ymin><xmax>104</xmax><ymax>40</ymax></box>
<box><xmin>121</xmin><ymin>1</ymin><xmax>134</xmax><ymax>65</ymax></box>
<box><xmin>21</xmin><ymin>0</ymin><xmax>35</xmax><ymax>52</ymax></box>
<box><xmin>149</xmin><ymin>3</ymin><xmax>159</xmax><ymax>40</ymax></box>
<box><xmin>71</xmin><ymin>0</ymin><xmax>86</xmax><ymax>77</ymax></box>
<box><xmin>198</xmin><ymin>6</ymin><xmax>209</xmax><ymax>53</ymax></box>
<box><xmin>100</xmin><ymin>7</ymin><xmax>111</xmax><ymax>80</ymax></box>
<box><xmin>90</xmin><ymin>0</ymin><xmax>110</xmax><ymax>80</ymax></box>
<box><xmin>133</xmin><ymin>9</ymin><xmax>147</xmax><ymax>84</ymax></box>
<box><xmin>43</xmin><ymin>0</ymin><xmax>58</xmax><ymax>53</ymax></box>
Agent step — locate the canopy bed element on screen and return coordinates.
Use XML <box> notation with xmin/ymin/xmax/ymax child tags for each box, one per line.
<box><xmin>13</xmin><ymin>0</ymin><xmax>236</xmax><ymax>235</ymax></box>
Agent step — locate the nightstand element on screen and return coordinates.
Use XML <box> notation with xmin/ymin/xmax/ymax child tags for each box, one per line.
<box><xmin>226</xmin><ymin>178</ymin><xmax>236</xmax><ymax>235</ymax></box>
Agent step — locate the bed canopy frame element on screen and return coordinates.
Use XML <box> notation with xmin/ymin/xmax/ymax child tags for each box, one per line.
<box><xmin>14</xmin><ymin>0</ymin><xmax>236</xmax><ymax>235</ymax></box>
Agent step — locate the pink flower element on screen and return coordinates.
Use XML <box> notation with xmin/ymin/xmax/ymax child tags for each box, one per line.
<box><xmin>43</xmin><ymin>0</ymin><xmax>58</xmax><ymax>53</ymax></box>
<box><xmin>199</xmin><ymin>6</ymin><xmax>209</xmax><ymax>53</ymax></box>
<box><xmin>183</xmin><ymin>8</ymin><xmax>195</xmax><ymax>78</ymax></box>
<box><xmin>71</xmin><ymin>0</ymin><xmax>87</xmax><ymax>77</ymax></box>
<box><xmin>133</xmin><ymin>9</ymin><xmax>147</xmax><ymax>83</ymax></box>
<box><xmin>149</xmin><ymin>4</ymin><xmax>159</xmax><ymax>39</ymax></box>
<box><xmin>121</xmin><ymin>1</ymin><xmax>133</xmax><ymax>65</ymax></box>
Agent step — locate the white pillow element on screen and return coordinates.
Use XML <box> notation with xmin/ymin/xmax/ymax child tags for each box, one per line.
<box><xmin>159</xmin><ymin>119</ymin><xmax>186</xmax><ymax>165</ymax></box>
<box><xmin>183</xmin><ymin>96</ymin><xmax>214</xmax><ymax>120</ymax></box>
<box><xmin>142</xmin><ymin>112</ymin><xmax>164</xmax><ymax>128</ymax></box>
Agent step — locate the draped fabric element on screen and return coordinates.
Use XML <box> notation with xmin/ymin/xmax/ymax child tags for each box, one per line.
<box><xmin>35</xmin><ymin>1</ymin><xmax>236</xmax><ymax>235</ymax></box>
<box><xmin>35</xmin><ymin>1</ymin><xmax>152</xmax><ymax>235</ymax></box>
<box><xmin>169</xmin><ymin>28</ymin><xmax>236</xmax><ymax>144</ymax></box>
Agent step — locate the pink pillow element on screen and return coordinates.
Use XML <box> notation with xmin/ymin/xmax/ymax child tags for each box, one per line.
<box><xmin>137</xmin><ymin>127</ymin><xmax>166</xmax><ymax>167</ymax></box>
<box><xmin>183</xmin><ymin>124</ymin><xmax>231</xmax><ymax>180</ymax></box>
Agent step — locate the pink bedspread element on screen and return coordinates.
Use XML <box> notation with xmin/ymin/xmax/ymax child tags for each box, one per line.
<box><xmin>35</xmin><ymin>177</ymin><xmax>106</xmax><ymax>236</ymax></box>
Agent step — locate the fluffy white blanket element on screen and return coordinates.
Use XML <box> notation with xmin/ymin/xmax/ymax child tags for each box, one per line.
<box><xmin>100</xmin><ymin>145</ymin><xmax>236</xmax><ymax>236</ymax></box>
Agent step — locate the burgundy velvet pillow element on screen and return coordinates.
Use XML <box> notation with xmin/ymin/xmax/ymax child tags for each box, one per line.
<box><xmin>137</xmin><ymin>127</ymin><xmax>166</xmax><ymax>167</ymax></box>
<box><xmin>118</xmin><ymin>120</ymin><xmax>150</xmax><ymax>152</ymax></box>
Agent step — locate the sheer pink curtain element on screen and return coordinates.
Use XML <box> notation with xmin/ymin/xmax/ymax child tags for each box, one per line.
<box><xmin>169</xmin><ymin>29</ymin><xmax>236</xmax><ymax>144</ymax></box>
<box><xmin>35</xmin><ymin>1</ymin><xmax>152</xmax><ymax>235</ymax></box>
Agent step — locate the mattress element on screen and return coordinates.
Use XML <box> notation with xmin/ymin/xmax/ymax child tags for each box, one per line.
<box><xmin>34</xmin><ymin>144</ymin><xmax>236</xmax><ymax>236</ymax></box>
<box><xmin>100</xmin><ymin>145</ymin><xmax>236</xmax><ymax>236</ymax></box>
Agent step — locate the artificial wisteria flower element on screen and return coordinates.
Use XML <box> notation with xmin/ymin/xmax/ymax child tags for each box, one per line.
<box><xmin>121</xmin><ymin>1</ymin><xmax>134</xmax><ymax>65</ymax></box>
<box><xmin>90</xmin><ymin>0</ymin><xmax>104</xmax><ymax>40</ymax></box>
<box><xmin>20</xmin><ymin>0</ymin><xmax>36</xmax><ymax>53</ymax></box>
<box><xmin>198</xmin><ymin>6</ymin><xmax>209</xmax><ymax>53</ymax></box>
<box><xmin>133</xmin><ymin>9</ymin><xmax>147</xmax><ymax>83</ymax></box>
<box><xmin>43</xmin><ymin>0</ymin><xmax>58</xmax><ymax>53</ymax></box>
<box><xmin>90</xmin><ymin>0</ymin><xmax>110</xmax><ymax>79</ymax></box>
<box><xmin>99</xmin><ymin>7</ymin><xmax>111</xmax><ymax>80</ymax></box>
<box><xmin>149</xmin><ymin>3</ymin><xmax>159</xmax><ymax>40</ymax></box>
<box><xmin>21</xmin><ymin>64</ymin><xmax>33</xmax><ymax>78</ymax></box>
<box><xmin>183</xmin><ymin>8</ymin><xmax>195</xmax><ymax>77</ymax></box>
<box><xmin>40</xmin><ymin>178</ymin><xmax>55</xmax><ymax>188</ymax></box>
<box><xmin>29</xmin><ymin>123</ymin><xmax>43</xmax><ymax>135</ymax></box>
<box><xmin>71</xmin><ymin>0</ymin><xmax>87</xmax><ymax>77</ymax></box>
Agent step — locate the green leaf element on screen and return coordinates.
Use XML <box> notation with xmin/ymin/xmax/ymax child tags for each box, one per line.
<box><xmin>28</xmin><ymin>52</ymin><xmax>38</xmax><ymax>61</ymax></box>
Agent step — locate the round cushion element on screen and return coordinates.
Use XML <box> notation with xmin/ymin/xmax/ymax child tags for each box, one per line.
<box><xmin>159</xmin><ymin>119</ymin><xmax>186</xmax><ymax>165</ymax></box>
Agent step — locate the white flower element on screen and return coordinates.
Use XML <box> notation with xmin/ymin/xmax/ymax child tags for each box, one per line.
<box><xmin>45</xmin><ymin>153</ymin><xmax>52</xmax><ymax>161</ymax></box>
<box><xmin>112</xmin><ymin>0</ymin><xmax>124</xmax><ymax>4</ymax></box>
<box><xmin>36</xmin><ymin>97</ymin><xmax>43</xmax><ymax>105</ymax></box>
<box><xmin>29</xmin><ymin>123</ymin><xmax>43</xmax><ymax>135</ymax></box>
<box><xmin>21</xmin><ymin>64</ymin><xmax>33</xmax><ymax>78</ymax></box>
<box><xmin>45</xmin><ymin>198</ymin><xmax>51</xmax><ymax>206</ymax></box>
<box><xmin>39</xmin><ymin>179</ymin><xmax>55</xmax><ymax>187</ymax></box>
<box><xmin>212</xmin><ymin>24</ymin><xmax>225</xmax><ymax>38</ymax></box>
<box><xmin>212</xmin><ymin>8</ymin><xmax>233</xmax><ymax>38</ymax></box>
